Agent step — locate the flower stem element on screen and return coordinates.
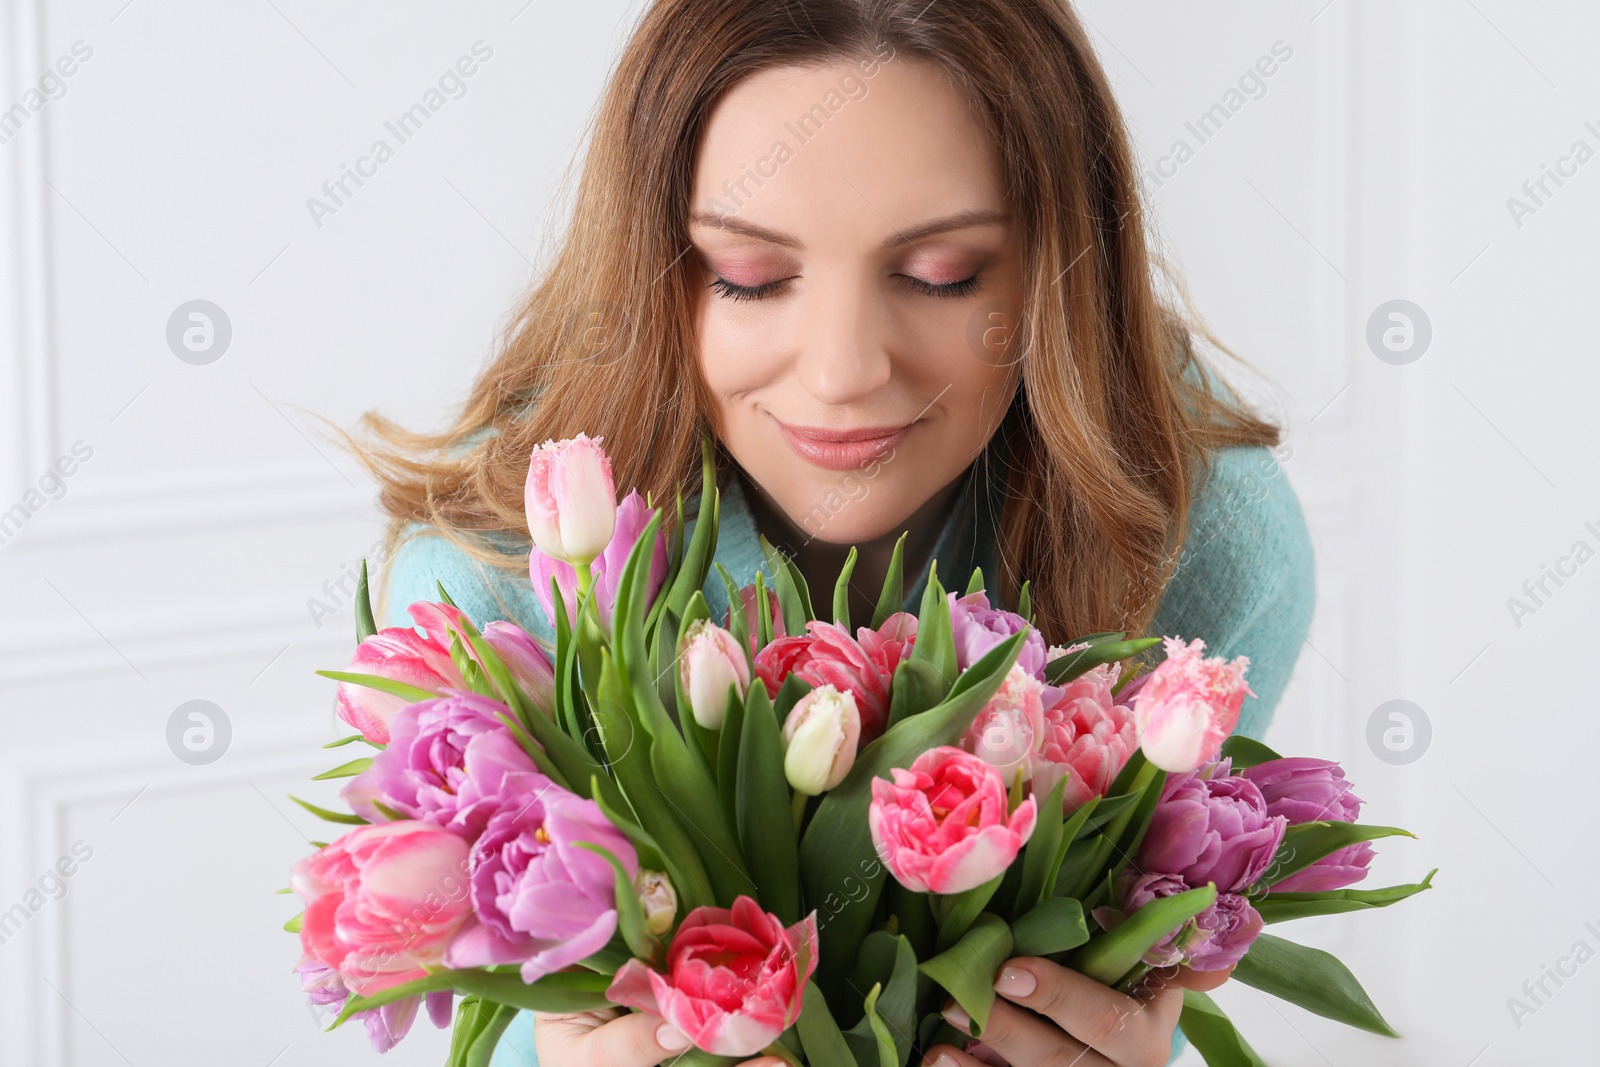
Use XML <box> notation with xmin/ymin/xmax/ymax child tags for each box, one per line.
<box><xmin>791</xmin><ymin>790</ymin><xmax>809</xmax><ymax>834</ymax></box>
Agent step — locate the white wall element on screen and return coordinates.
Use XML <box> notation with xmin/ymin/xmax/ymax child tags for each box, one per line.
<box><xmin>0</xmin><ymin>2</ymin><xmax>1593</xmax><ymax>1065</ymax></box>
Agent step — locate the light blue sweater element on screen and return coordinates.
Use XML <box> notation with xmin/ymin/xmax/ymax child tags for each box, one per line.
<box><xmin>380</xmin><ymin>444</ymin><xmax>1317</xmax><ymax>1067</ymax></box>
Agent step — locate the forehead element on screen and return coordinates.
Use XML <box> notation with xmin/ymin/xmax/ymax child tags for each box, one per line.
<box><xmin>690</xmin><ymin>57</ymin><xmax>1006</xmax><ymax>244</ymax></box>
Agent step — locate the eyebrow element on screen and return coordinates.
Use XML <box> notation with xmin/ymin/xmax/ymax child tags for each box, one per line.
<box><xmin>688</xmin><ymin>207</ymin><xmax>1010</xmax><ymax>250</ymax></box>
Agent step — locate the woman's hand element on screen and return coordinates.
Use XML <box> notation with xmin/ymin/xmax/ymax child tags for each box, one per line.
<box><xmin>920</xmin><ymin>957</ymin><xmax>1235</xmax><ymax>1067</ymax></box>
<box><xmin>533</xmin><ymin>1008</ymin><xmax>788</xmax><ymax>1067</ymax></box>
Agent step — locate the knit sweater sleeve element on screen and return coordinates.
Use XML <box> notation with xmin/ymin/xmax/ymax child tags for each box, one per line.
<box><xmin>1148</xmin><ymin>443</ymin><xmax>1318</xmax><ymax>742</ymax></box>
<box><xmin>378</xmin><ymin>522</ymin><xmax>553</xmax><ymax>644</ymax></box>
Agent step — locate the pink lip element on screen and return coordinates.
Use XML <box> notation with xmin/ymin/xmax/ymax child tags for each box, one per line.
<box><xmin>776</xmin><ymin>420</ymin><xmax>914</xmax><ymax>471</ymax></box>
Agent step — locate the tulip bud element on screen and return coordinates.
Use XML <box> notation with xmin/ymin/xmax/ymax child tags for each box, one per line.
<box><xmin>781</xmin><ymin>685</ymin><xmax>861</xmax><ymax>795</ymax></box>
<box><xmin>524</xmin><ymin>433</ymin><xmax>618</xmax><ymax>566</ymax></box>
<box><xmin>1129</xmin><ymin>637</ymin><xmax>1253</xmax><ymax>773</ymax></box>
<box><xmin>634</xmin><ymin>870</ymin><xmax>677</xmax><ymax>936</ymax></box>
<box><xmin>679</xmin><ymin>620</ymin><xmax>751</xmax><ymax>730</ymax></box>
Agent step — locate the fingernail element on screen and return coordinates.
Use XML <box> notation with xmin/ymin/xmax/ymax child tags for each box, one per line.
<box><xmin>995</xmin><ymin>965</ymin><xmax>1037</xmax><ymax>997</ymax></box>
<box><xmin>941</xmin><ymin>1001</ymin><xmax>972</xmax><ymax>1033</ymax></box>
<box><xmin>656</xmin><ymin>1024</ymin><xmax>691</xmax><ymax>1051</ymax></box>
<box><xmin>921</xmin><ymin>1055</ymin><xmax>957</xmax><ymax>1067</ymax></box>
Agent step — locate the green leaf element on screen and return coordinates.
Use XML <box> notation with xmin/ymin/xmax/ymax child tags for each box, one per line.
<box><xmin>1067</xmin><ymin>882</ymin><xmax>1217</xmax><ymax>986</ymax></box>
<box><xmin>1217</xmin><ymin>734</ymin><xmax>1284</xmax><ymax>769</ymax></box>
<box><xmin>283</xmin><ymin>910</ymin><xmax>302</xmax><ymax>933</ymax></box>
<box><xmin>575</xmin><ymin>842</ymin><xmax>662</xmax><ymax>962</ymax></box>
<box><xmin>1232</xmin><ymin>933</ymin><xmax>1399</xmax><ymax>1037</ymax></box>
<box><xmin>315</xmin><ymin>670</ymin><xmax>434</xmax><ymax>704</ymax></box>
<box><xmin>446</xmin><ymin>995</ymin><xmax>494</xmax><ymax>1067</ymax></box>
<box><xmin>1177</xmin><ymin>989</ymin><xmax>1267</xmax><ymax>1067</ymax></box>
<box><xmin>765</xmin><ymin>534</ymin><xmax>817</xmax><ymax>625</ymax></box>
<box><xmin>591</xmin><ymin>647</ymin><xmax>715</xmax><ymax>912</ymax></box>
<box><xmin>1016</xmin><ymin>580</ymin><xmax>1032</xmax><ymax>623</ymax></box>
<box><xmin>845</xmin><ymin>931</ymin><xmax>919</xmax><ymax>1059</ymax></box>
<box><xmin>321</xmin><ymin>733</ymin><xmax>371</xmax><ymax>749</ymax></box>
<box><xmin>332</xmin><ymin>969</ymin><xmax>612</xmax><ymax>1030</ymax></box>
<box><xmin>760</xmin><ymin>535</ymin><xmax>810</xmax><ymax>634</ymax></box>
<box><xmin>664</xmin><ymin>432</ymin><xmax>722</xmax><ymax>623</ymax></box>
<box><xmin>1255</xmin><ymin>823</ymin><xmax>1417</xmax><ymax>890</ymax></box>
<box><xmin>964</xmin><ymin>566</ymin><xmax>986</xmax><ymax>596</ymax></box>
<box><xmin>311</xmin><ymin>757</ymin><xmax>373</xmax><ymax>781</ymax></box>
<box><xmin>918</xmin><ymin>912</ymin><xmax>1013</xmax><ymax>1037</ymax></box>
<box><xmin>800</xmin><ymin>629</ymin><xmax>1027</xmax><ymax>979</ymax></box>
<box><xmin>884</xmin><ymin>657</ymin><xmax>947</xmax><ymax>731</ymax></box>
<box><xmin>1015</xmin><ymin>776</ymin><xmax>1068</xmax><ymax>916</ymax></box>
<box><xmin>1011</xmin><ymin>896</ymin><xmax>1089</xmax><ymax>956</ymax></box>
<box><xmin>435</xmin><ymin>581</ymin><xmax>460</xmax><ymax>609</ymax></box>
<box><xmin>1042</xmin><ymin>638</ymin><xmax>1162</xmax><ymax>685</ymax></box>
<box><xmin>833</xmin><ymin>546</ymin><xmax>859</xmax><ymax>629</ymax></box>
<box><xmin>844</xmin><ymin>982</ymin><xmax>897</xmax><ymax>1067</ymax></box>
<box><xmin>716</xmin><ymin>682</ymin><xmax>746</xmax><ymax>830</ymax></box>
<box><xmin>354</xmin><ymin>559</ymin><xmax>378</xmax><ymax>644</ymax></box>
<box><xmin>1254</xmin><ymin>869</ymin><xmax>1438</xmax><ymax>923</ymax></box>
<box><xmin>936</xmin><ymin>872</ymin><xmax>1003</xmax><ymax>952</ymax></box>
<box><xmin>754</xmin><ymin>569</ymin><xmax>773</xmax><ymax>649</ymax></box>
<box><xmin>737</xmin><ymin>683</ymin><xmax>802</xmax><ymax>924</ymax></box>
<box><xmin>287</xmin><ymin>795</ymin><xmax>367</xmax><ymax>825</ymax></box>
<box><xmin>713</xmin><ymin>562</ymin><xmax>749</xmax><ymax>653</ymax></box>
<box><xmin>796</xmin><ymin>981</ymin><xmax>861</xmax><ymax>1067</ymax></box>
<box><xmin>909</xmin><ymin>562</ymin><xmax>958</xmax><ymax>689</ymax></box>
<box><xmin>870</xmin><ymin>532</ymin><xmax>907</xmax><ymax>629</ymax></box>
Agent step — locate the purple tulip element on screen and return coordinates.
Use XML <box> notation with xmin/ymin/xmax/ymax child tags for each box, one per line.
<box><xmin>1240</xmin><ymin>757</ymin><xmax>1362</xmax><ymax>823</ymax></box>
<box><xmin>1090</xmin><ymin>872</ymin><xmax>1265</xmax><ymax>972</ymax></box>
<box><xmin>443</xmin><ymin>778</ymin><xmax>639</xmax><ymax>984</ymax></box>
<box><xmin>947</xmin><ymin>591</ymin><xmax>1047</xmax><ymax>679</ymax></box>
<box><xmin>1136</xmin><ymin>758</ymin><xmax>1287</xmax><ymax>894</ymax></box>
<box><xmin>1241</xmin><ymin>757</ymin><xmax>1375</xmax><ymax>893</ymax></box>
<box><xmin>481</xmin><ymin>620</ymin><xmax>557</xmax><ymax>714</ymax></box>
<box><xmin>341</xmin><ymin>691</ymin><xmax>538</xmax><ymax>840</ymax></box>
<box><xmin>294</xmin><ymin>955</ymin><xmax>453</xmax><ymax>1053</ymax></box>
<box><xmin>531</xmin><ymin>490</ymin><xmax>668</xmax><ymax>631</ymax></box>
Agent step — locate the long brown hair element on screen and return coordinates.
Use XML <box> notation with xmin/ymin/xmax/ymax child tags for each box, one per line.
<box><xmin>339</xmin><ymin>0</ymin><xmax>1282</xmax><ymax>638</ymax></box>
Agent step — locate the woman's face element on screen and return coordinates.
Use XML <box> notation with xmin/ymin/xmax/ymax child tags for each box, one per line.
<box><xmin>689</xmin><ymin>55</ymin><xmax>1025</xmax><ymax>548</ymax></box>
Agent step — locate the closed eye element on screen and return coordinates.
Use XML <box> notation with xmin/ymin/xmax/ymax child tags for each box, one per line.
<box><xmin>707</xmin><ymin>273</ymin><xmax>983</xmax><ymax>302</ymax></box>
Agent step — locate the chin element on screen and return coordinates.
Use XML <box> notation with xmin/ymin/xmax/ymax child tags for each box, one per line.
<box><xmin>774</xmin><ymin>477</ymin><xmax>923</xmax><ymax>547</ymax></box>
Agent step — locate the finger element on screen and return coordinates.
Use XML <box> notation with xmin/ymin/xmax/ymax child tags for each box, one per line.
<box><xmin>1169</xmin><ymin>963</ymin><xmax>1235</xmax><ymax>994</ymax></box>
<box><xmin>534</xmin><ymin>1008</ymin><xmax>686</xmax><ymax>1067</ymax></box>
<box><xmin>993</xmin><ymin>957</ymin><xmax>1182</xmax><ymax>1064</ymax></box>
<box><xmin>943</xmin><ymin>997</ymin><xmax>1110</xmax><ymax>1067</ymax></box>
<box><xmin>918</xmin><ymin>1043</ymin><xmax>990</xmax><ymax>1067</ymax></box>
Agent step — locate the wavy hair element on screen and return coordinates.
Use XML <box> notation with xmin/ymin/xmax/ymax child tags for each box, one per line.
<box><xmin>340</xmin><ymin>0</ymin><xmax>1283</xmax><ymax>638</ymax></box>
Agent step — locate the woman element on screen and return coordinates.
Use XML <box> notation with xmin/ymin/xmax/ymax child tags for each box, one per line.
<box><xmin>352</xmin><ymin>0</ymin><xmax>1316</xmax><ymax>1063</ymax></box>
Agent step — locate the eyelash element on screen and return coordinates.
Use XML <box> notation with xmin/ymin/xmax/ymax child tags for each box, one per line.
<box><xmin>707</xmin><ymin>273</ymin><xmax>982</xmax><ymax>302</ymax></box>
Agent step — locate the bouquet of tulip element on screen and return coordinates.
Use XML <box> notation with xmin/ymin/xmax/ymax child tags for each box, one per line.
<box><xmin>280</xmin><ymin>433</ymin><xmax>1435</xmax><ymax>1066</ymax></box>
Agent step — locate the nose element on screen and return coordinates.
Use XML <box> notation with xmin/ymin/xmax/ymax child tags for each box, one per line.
<box><xmin>793</xmin><ymin>275</ymin><xmax>892</xmax><ymax>406</ymax></box>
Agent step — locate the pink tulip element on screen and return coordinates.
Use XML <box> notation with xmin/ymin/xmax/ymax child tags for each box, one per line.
<box><xmin>607</xmin><ymin>896</ymin><xmax>817</xmax><ymax>1057</ymax></box>
<box><xmin>781</xmin><ymin>685</ymin><xmax>861</xmax><ymax>795</ymax></box>
<box><xmin>334</xmin><ymin>603</ymin><xmax>467</xmax><ymax>744</ymax></box>
<box><xmin>756</xmin><ymin>621</ymin><xmax>892</xmax><ymax>744</ymax></box>
<box><xmin>679</xmin><ymin>619</ymin><xmax>751</xmax><ymax>730</ymax></box>
<box><xmin>1032</xmin><ymin>662</ymin><xmax>1139</xmax><ymax>810</ymax></box>
<box><xmin>291</xmin><ymin>821</ymin><xmax>474</xmax><ymax>997</ymax></box>
<box><xmin>524</xmin><ymin>432</ymin><xmax>617</xmax><ymax>565</ymax></box>
<box><xmin>530</xmin><ymin>490</ymin><xmax>668</xmax><ymax>631</ymax></box>
<box><xmin>1131</xmin><ymin>636</ymin><xmax>1255</xmax><ymax>773</ymax></box>
<box><xmin>961</xmin><ymin>664</ymin><xmax>1047</xmax><ymax>786</ymax></box>
<box><xmin>858</xmin><ymin>611</ymin><xmax>918</xmax><ymax>680</ymax></box>
<box><xmin>869</xmin><ymin>746</ymin><xmax>1037</xmax><ymax>894</ymax></box>
<box><xmin>725</xmin><ymin>582</ymin><xmax>788</xmax><ymax>656</ymax></box>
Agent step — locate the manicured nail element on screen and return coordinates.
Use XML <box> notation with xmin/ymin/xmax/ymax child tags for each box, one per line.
<box><xmin>941</xmin><ymin>1001</ymin><xmax>972</xmax><ymax>1032</ymax></box>
<box><xmin>656</xmin><ymin>1024</ymin><xmax>691</xmax><ymax>1051</ymax></box>
<box><xmin>995</xmin><ymin>965</ymin><xmax>1037</xmax><ymax>997</ymax></box>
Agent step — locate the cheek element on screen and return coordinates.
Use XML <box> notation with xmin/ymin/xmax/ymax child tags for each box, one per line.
<box><xmin>697</xmin><ymin>305</ymin><xmax>791</xmax><ymax>397</ymax></box>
